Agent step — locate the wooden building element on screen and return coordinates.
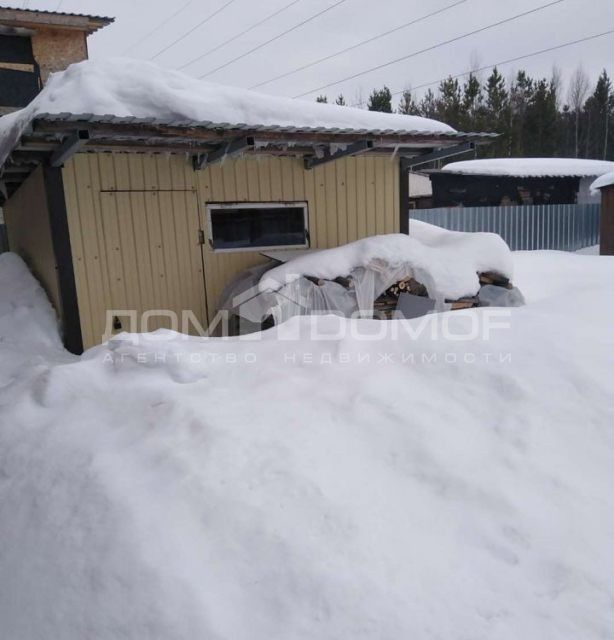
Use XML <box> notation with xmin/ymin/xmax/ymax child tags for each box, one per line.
<box><xmin>0</xmin><ymin>6</ymin><xmax>112</xmax><ymax>114</ymax></box>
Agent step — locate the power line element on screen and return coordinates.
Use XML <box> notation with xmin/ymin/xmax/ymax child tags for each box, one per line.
<box><xmin>151</xmin><ymin>0</ymin><xmax>238</xmax><ymax>61</ymax></box>
<box><xmin>123</xmin><ymin>1</ymin><xmax>195</xmax><ymax>56</ymax></box>
<box><xmin>198</xmin><ymin>0</ymin><xmax>349</xmax><ymax>79</ymax></box>
<box><xmin>293</xmin><ymin>0</ymin><xmax>565</xmax><ymax>98</ymax></box>
<box><xmin>250</xmin><ymin>0</ymin><xmax>467</xmax><ymax>90</ymax></box>
<box><xmin>55</xmin><ymin>0</ymin><xmax>64</xmax><ymax>11</ymax></box>
<box><xmin>179</xmin><ymin>0</ymin><xmax>305</xmax><ymax>71</ymax></box>
<box><xmin>352</xmin><ymin>28</ymin><xmax>614</xmax><ymax>107</ymax></box>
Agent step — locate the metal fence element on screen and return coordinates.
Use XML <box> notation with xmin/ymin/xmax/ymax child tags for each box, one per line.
<box><xmin>410</xmin><ymin>204</ymin><xmax>600</xmax><ymax>251</ymax></box>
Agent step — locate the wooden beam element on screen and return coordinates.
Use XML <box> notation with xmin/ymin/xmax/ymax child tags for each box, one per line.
<box><xmin>193</xmin><ymin>136</ymin><xmax>255</xmax><ymax>171</ymax></box>
<box><xmin>49</xmin><ymin>130</ymin><xmax>90</xmax><ymax>167</ymax></box>
<box><xmin>304</xmin><ymin>140</ymin><xmax>374</xmax><ymax>170</ymax></box>
<box><xmin>402</xmin><ymin>142</ymin><xmax>475</xmax><ymax>168</ymax></box>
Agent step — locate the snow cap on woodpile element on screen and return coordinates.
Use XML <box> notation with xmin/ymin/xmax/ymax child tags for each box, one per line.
<box><xmin>590</xmin><ymin>172</ymin><xmax>614</xmax><ymax>195</ymax></box>
<box><xmin>0</xmin><ymin>58</ymin><xmax>454</xmax><ymax>167</ymax></box>
<box><xmin>259</xmin><ymin>221</ymin><xmax>513</xmax><ymax>302</ymax></box>
<box><xmin>441</xmin><ymin>157</ymin><xmax>614</xmax><ymax>178</ymax></box>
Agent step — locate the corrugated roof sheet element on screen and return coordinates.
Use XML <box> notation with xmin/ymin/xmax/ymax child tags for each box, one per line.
<box><xmin>0</xmin><ymin>5</ymin><xmax>113</xmax><ymax>24</ymax></box>
<box><xmin>33</xmin><ymin>112</ymin><xmax>499</xmax><ymax>140</ymax></box>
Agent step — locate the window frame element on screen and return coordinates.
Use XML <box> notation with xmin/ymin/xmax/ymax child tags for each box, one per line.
<box><xmin>205</xmin><ymin>201</ymin><xmax>310</xmax><ymax>253</ymax></box>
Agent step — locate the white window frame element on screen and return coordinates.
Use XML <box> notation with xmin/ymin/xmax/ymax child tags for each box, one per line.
<box><xmin>205</xmin><ymin>201</ymin><xmax>310</xmax><ymax>253</ymax></box>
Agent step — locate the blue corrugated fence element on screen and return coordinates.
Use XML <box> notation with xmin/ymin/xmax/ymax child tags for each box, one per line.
<box><xmin>410</xmin><ymin>204</ymin><xmax>600</xmax><ymax>251</ymax></box>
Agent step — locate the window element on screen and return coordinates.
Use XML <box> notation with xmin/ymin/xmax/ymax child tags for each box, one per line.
<box><xmin>207</xmin><ymin>202</ymin><xmax>309</xmax><ymax>252</ymax></box>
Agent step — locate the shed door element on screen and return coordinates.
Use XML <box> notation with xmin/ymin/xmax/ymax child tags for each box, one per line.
<box><xmin>98</xmin><ymin>190</ymin><xmax>208</xmax><ymax>337</ymax></box>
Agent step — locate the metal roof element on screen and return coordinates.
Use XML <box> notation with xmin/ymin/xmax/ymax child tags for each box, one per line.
<box><xmin>0</xmin><ymin>112</ymin><xmax>497</xmax><ymax>201</ymax></box>
<box><xmin>0</xmin><ymin>5</ymin><xmax>113</xmax><ymax>30</ymax></box>
<box><xmin>32</xmin><ymin>112</ymin><xmax>498</xmax><ymax>141</ymax></box>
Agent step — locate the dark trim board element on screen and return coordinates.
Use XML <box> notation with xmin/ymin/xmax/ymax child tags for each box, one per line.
<box><xmin>43</xmin><ymin>165</ymin><xmax>83</xmax><ymax>354</ymax></box>
<box><xmin>399</xmin><ymin>158</ymin><xmax>410</xmax><ymax>235</ymax></box>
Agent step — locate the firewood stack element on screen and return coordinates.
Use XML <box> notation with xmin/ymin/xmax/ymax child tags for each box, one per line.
<box><xmin>307</xmin><ymin>271</ymin><xmax>522</xmax><ymax>319</ymax></box>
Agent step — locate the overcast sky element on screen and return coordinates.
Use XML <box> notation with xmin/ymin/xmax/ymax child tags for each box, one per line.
<box><xmin>16</xmin><ymin>0</ymin><xmax>614</xmax><ymax>105</ymax></box>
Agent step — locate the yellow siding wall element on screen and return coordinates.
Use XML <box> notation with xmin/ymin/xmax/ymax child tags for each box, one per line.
<box><xmin>4</xmin><ymin>166</ymin><xmax>62</xmax><ymax>319</ymax></box>
<box><xmin>62</xmin><ymin>152</ymin><xmax>400</xmax><ymax>348</ymax></box>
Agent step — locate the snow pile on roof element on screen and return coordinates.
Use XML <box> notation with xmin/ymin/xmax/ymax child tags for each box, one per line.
<box><xmin>442</xmin><ymin>157</ymin><xmax>614</xmax><ymax>178</ymax></box>
<box><xmin>0</xmin><ymin>58</ymin><xmax>454</xmax><ymax>167</ymax></box>
<box><xmin>590</xmin><ymin>171</ymin><xmax>614</xmax><ymax>194</ymax></box>
<box><xmin>260</xmin><ymin>220</ymin><xmax>513</xmax><ymax>301</ymax></box>
<box><xmin>1</xmin><ymin>248</ymin><xmax>614</xmax><ymax>639</ymax></box>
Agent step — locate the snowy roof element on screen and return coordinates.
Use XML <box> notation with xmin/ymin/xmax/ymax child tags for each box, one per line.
<box><xmin>0</xmin><ymin>60</ymin><xmax>496</xmax><ymax>198</ymax></box>
<box><xmin>590</xmin><ymin>172</ymin><xmax>614</xmax><ymax>194</ymax></box>
<box><xmin>0</xmin><ymin>5</ymin><xmax>113</xmax><ymax>31</ymax></box>
<box><xmin>441</xmin><ymin>157</ymin><xmax>614</xmax><ymax>178</ymax></box>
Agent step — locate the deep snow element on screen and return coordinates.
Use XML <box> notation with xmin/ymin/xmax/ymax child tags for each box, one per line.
<box><xmin>0</xmin><ymin>58</ymin><xmax>453</xmax><ymax>166</ymax></box>
<box><xmin>0</xmin><ymin>249</ymin><xmax>613</xmax><ymax>640</ymax></box>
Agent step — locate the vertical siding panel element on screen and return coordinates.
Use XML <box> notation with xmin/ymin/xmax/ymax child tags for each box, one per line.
<box><xmin>336</xmin><ymin>159</ymin><xmax>348</xmax><ymax>245</ymax></box>
<box><xmin>257</xmin><ymin>158</ymin><xmax>273</xmax><ymax>201</ymax></box>
<box><xmin>356</xmin><ymin>157</ymin><xmax>367</xmax><ymax>238</ymax></box>
<box><xmin>234</xmin><ymin>157</ymin><xmax>249</xmax><ymax>201</ymax></box>
<box><xmin>324</xmin><ymin>162</ymin><xmax>338</xmax><ymax>248</ymax></box>
<box><xmin>345</xmin><ymin>158</ymin><xmax>358</xmax><ymax>242</ymax></box>
<box><xmin>365</xmin><ymin>157</ymin><xmax>377</xmax><ymax>236</ymax></box>
<box><xmin>246</xmin><ymin>156</ymin><xmax>261</xmax><ymax>200</ymax></box>
<box><xmin>383</xmin><ymin>157</ymin><xmax>395</xmax><ymax>234</ymax></box>
<box><xmin>270</xmin><ymin>157</ymin><xmax>283</xmax><ymax>201</ymax></box>
<box><xmin>314</xmin><ymin>166</ymin><xmax>327</xmax><ymax>247</ymax></box>
<box><xmin>281</xmin><ymin>158</ymin><xmax>295</xmax><ymax>201</ymax></box>
<box><xmin>374</xmin><ymin>158</ymin><xmax>386</xmax><ymax>235</ymax></box>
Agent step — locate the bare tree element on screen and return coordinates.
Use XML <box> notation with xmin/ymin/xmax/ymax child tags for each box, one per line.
<box><xmin>568</xmin><ymin>66</ymin><xmax>589</xmax><ymax>157</ymax></box>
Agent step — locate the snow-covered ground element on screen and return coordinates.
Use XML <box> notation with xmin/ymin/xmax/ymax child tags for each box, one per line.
<box><xmin>1</xmin><ymin>248</ymin><xmax>613</xmax><ymax>640</ymax></box>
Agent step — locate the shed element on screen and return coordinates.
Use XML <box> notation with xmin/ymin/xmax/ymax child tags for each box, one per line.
<box><xmin>0</xmin><ymin>59</ymin><xmax>496</xmax><ymax>352</ymax></box>
<box><xmin>430</xmin><ymin>158</ymin><xmax>614</xmax><ymax>207</ymax></box>
<box><xmin>590</xmin><ymin>172</ymin><xmax>614</xmax><ymax>255</ymax></box>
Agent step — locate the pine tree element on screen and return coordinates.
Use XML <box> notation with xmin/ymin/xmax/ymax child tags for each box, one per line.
<box><xmin>584</xmin><ymin>70</ymin><xmax>612</xmax><ymax>159</ymax></box>
<box><xmin>316</xmin><ymin>95</ymin><xmax>328</xmax><ymax>104</ymax></box>
<box><xmin>397</xmin><ymin>89</ymin><xmax>419</xmax><ymax>115</ymax></box>
<box><xmin>435</xmin><ymin>77</ymin><xmax>462</xmax><ymax>129</ymax></box>
<box><xmin>368</xmin><ymin>86</ymin><xmax>393</xmax><ymax>113</ymax></box>
<box><xmin>482</xmin><ymin>68</ymin><xmax>509</xmax><ymax>156</ymax></box>
<box><xmin>418</xmin><ymin>89</ymin><xmax>437</xmax><ymax>119</ymax></box>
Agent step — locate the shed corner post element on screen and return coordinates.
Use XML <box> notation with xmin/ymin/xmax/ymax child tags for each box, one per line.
<box><xmin>600</xmin><ymin>186</ymin><xmax>614</xmax><ymax>256</ymax></box>
<box><xmin>42</xmin><ymin>164</ymin><xmax>84</xmax><ymax>355</ymax></box>
<box><xmin>399</xmin><ymin>158</ymin><xmax>410</xmax><ymax>235</ymax></box>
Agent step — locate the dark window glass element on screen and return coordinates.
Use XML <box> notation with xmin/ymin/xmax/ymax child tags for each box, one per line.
<box><xmin>209</xmin><ymin>205</ymin><xmax>308</xmax><ymax>250</ymax></box>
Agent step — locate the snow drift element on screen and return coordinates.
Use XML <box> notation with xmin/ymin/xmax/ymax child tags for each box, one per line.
<box><xmin>1</xmin><ymin>250</ymin><xmax>613</xmax><ymax>639</ymax></box>
<box><xmin>259</xmin><ymin>220</ymin><xmax>514</xmax><ymax>302</ymax></box>
<box><xmin>0</xmin><ymin>58</ymin><xmax>453</xmax><ymax>166</ymax></box>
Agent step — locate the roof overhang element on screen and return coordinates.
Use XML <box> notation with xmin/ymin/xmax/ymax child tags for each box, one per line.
<box><xmin>0</xmin><ymin>113</ymin><xmax>497</xmax><ymax>201</ymax></box>
<box><xmin>0</xmin><ymin>6</ymin><xmax>113</xmax><ymax>34</ymax></box>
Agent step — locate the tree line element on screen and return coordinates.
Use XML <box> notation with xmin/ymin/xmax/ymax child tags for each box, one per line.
<box><xmin>316</xmin><ymin>66</ymin><xmax>614</xmax><ymax>160</ymax></box>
